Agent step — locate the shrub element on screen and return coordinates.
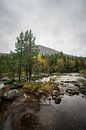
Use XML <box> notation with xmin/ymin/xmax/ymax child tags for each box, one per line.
<box><xmin>23</xmin><ymin>82</ymin><xmax>54</xmax><ymax>93</ymax></box>
<box><xmin>80</xmin><ymin>70</ymin><xmax>86</xmax><ymax>77</ymax></box>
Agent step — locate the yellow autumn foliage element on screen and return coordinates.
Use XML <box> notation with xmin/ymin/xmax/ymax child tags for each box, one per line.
<box><xmin>38</xmin><ymin>54</ymin><xmax>48</xmax><ymax>68</ymax></box>
<box><xmin>23</xmin><ymin>82</ymin><xmax>53</xmax><ymax>93</ymax></box>
<box><xmin>41</xmin><ymin>82</ymin><xmax>54</xmax><ymax>93</ymax></box>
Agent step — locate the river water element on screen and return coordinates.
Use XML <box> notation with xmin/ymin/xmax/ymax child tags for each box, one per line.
<box><xmin>53</xmin><ymin>95</ymin><xmax>86</xmax><ymax>130</ymax></box>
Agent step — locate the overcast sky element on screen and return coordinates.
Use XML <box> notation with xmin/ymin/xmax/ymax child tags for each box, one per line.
<box><xmin>0</xmin><ymin>0</ymin><xmax>86</xmax><ymax>56</ymax></box>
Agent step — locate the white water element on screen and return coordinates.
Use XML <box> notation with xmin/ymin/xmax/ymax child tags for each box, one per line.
<box><xmin>36</xmin><ymin>73</ymin><xmax>86</xmax><ymax>83</ymax></box>
<box><xmin>0</xmin><ymin>83</ymin><xmax>4</xmax><ymax>89</ymax></box>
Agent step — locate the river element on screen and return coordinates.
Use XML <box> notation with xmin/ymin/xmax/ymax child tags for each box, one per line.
<box><xmin>0</xmin><ymin>73</ymin><xmax>86</xmax><ymax>130</ymax></box>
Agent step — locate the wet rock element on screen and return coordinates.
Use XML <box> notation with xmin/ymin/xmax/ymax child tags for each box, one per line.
<box><xmin>1</xmin><ymin>89</ymin><xmax>20</xmax><ymax>103</ymax></box>
<box><xmin>82</xmin><ymin>94</ymin><xmax>86</xmax><ymax>98</ymax></box>
<box><xmin>54</xmin><ymin>97</ymin><xmax>61</xmax><ymax>104</ymax></box>
<box><xmin>52</xmin><ymin>90</ymin><xmax>60</xmax><ymax>96</ymax></box>
<box><xmin>0</xmin><ymin>85</ymin><xmax>11</xmax><ymax>95</ymax></box>
<box><xmin>74</xmin><ymin>83</ymin><xmax>80</xmax><ymax>87</ymax></box>
<box><xmin>66</xmin><ymin>87</ymin><xmax>79</xmax><ymax>96</ymax></box>
<box><xmin>52</xmin><ymin>95</ymin><xmax>57</xmax><ymax>100</ymax></box>
<box><xmin>80</xmin><ymin>87</ymin><xmax>86</xmax><ymax>95</ymax></box>
<box><xmin>4</xmin><ymin>89</ymin><xmax>19</xmax><ymax>98</ymax></box>
<box><xmin>37</xmin><ymin>89</ymin><xmax>47</xmax><ymax>96</ymax></box>
<box><xmin>2</xmin><ymin>96</ymin><xmax>40</xmax><ymax>130</ymax></box>
<box><xmin>1</xmin><ymin>77</ymin><xmax>10</xmax><ymax>82</ymax></box>
<box><xmin>51</xmin><ymin>84</ymin><xmax>62</xmax><ymax>101</ymax></box>
<box><xmin>4</xmin><ymin>79</ymin><xmax>15</xmax><ymax>85</ymax></box>
<box><xmin>48</xmin><ymin>95</ymin><xmax>52</xmax><ymax>100</ymax></box>
<box><xmin>23</xmin><ymin>89</ymin><xmax>47</xmax><ymax>103</ymax></box>
<box><xmin>53</xmin><ymin>83</ymin><xmax>60</xmax><ymax>90</ymax></box>
<box><xmin>60</xmin><ymin>82</ymin><xmax>64</xmax><ymax>86</ymax></box>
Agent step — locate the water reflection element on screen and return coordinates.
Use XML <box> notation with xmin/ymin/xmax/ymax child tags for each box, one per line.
<box><xmin>18</xmin><ymin>113</ymin><xmax>40</xmax><ymax>130</ymax></box>
<box><xmin>54</xmin><ymin>95</ymin><xmax>86</xmax><ymax>130</ymax></box>
<box><xmin>0</xmin><ymin>93</ymin><xmax>86</xmax><ymax>130</ymax></box>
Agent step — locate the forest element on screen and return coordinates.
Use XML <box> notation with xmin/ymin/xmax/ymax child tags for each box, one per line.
<box><xmin>0</xmin><ymin>30</ymin><xmax>86</xmax><ymax>82</ymax></box>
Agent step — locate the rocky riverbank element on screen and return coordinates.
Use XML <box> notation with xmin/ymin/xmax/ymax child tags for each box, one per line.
<box><xmin>0</xmin><ymin>73</ymin><xmax>86</xmax><ymax>130</ymax></box>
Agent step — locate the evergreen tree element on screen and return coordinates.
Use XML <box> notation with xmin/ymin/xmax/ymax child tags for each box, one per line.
<box><xmin>24</xmin><ymin>30</ymin><xmax>39</xmax><ymax>82</ymax></box>
<box><xmin>15</xmin><ymin>32</ymin><xmax>24</xmax><ymax>80</ymax></box>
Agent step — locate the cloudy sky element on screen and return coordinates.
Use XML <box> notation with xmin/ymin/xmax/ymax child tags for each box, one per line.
<box><xmin>0</xmin><ymin>0</ymin><xmax>86</xmax><ymax>56</ymax></box>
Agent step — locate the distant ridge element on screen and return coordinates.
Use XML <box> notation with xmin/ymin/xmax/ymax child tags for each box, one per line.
<box><xmin>0</xmin><ymin>45</ymin><xmax>59</xmax><ymax>56</ymax></box>
<box><xmin>38</xmin><ymin>45</ymin><xmax>59</xmax><ymax>55</ymax></box>
<box><xmin>0</xmin><ymin>45</ymin><xmax>78</xmax><ymax>57</ymax></box>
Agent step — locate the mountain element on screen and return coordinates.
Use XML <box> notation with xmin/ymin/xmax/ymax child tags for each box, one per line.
<box><xmin>38</xmin><ymin>45</ymin><xmax>59</xmax><ymax>55</ymax></box>
<box><xmin>0</xmin><ymin>45</ymin><xmax>59</xmax><ymax>56</ymax></box>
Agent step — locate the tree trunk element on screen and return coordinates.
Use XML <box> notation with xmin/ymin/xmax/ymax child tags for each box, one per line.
<box><xmin>26</xmin><ymin>64</ymin><xmax>28</xmax><ymax>81</ymax></box>
<box><xmin>19</xmin><ymin>59</ymin><xmax>21</xmax><ymax>81</ymax></box>
<box><xmin>28</xmin><ymin>65</ymin><xmax>32</xmax><ymax>82</ymax></box>
<box><xmin>19</xmin><ymin>67</ymin><xmax>21</xmax><ymax>81</ymax></box>
<box><xmin>0</xmin><ymin>69</ymin><xmax>2</xmax><ymax>78</ymax></box>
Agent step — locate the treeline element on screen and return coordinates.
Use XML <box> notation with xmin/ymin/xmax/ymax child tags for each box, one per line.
<box><xmin>0</xmin><ymin>30</ymin><xmax>86</xmax><ymax>81</ymax></box>
<box><xmin>37</xmin><ymin>52</ymin><xmax>86</xmax><ymax>74</ymax></box>
<box><xmin>48</xmin><ymin>53</ymin><xmax>86</xmax><ymax>73</ymax></box>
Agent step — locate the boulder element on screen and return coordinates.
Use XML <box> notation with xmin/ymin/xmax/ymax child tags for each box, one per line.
<box><xmin>52</xmin><ymin>90</ymin><xmax>60</xmax><ymax>97</ymax></box>
<box><xmin>54</xmin><ymin>97</ymin><xmax>61</xmax><ymax>104</ymax></box>
<box><xmin>66</xmin><ymin>87</ymin><xmax>79</xmax><ymax>95</ymax></box>
<box><xmin>80</xmin><ymin>87</ymin><xmax>86</xmax><ymax>95</ymax></box>
<box><xmin>0</xmin><ymin>85</ymin><xmax>11</xmax><ymax>95</ymax></box>
<box><xmin>4</xmin><ymin>79</ymin><xmax>15</xmax><ymax>85</ymax></box>
<box><xmin>52</xmin><ymin>95</ymin><xmax>57</xmax><ymax>100</ymax></box>
<box><xmin>1</xmin><ymin>89</ymin><xmax>20</xmax><ymax>103</ymax></box>
<box><xmin>1</xmin><ymin>77</ymin><xmax>10</xmax><ymax>81</ymax></box>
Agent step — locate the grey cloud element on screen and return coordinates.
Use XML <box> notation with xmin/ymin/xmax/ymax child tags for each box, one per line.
<box><xmin>0</xmin><ymin>0</ymin><xmax>86</xmax><ymax>56</ymax></box>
